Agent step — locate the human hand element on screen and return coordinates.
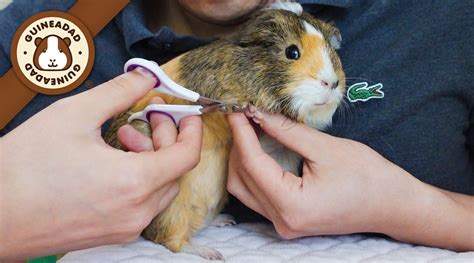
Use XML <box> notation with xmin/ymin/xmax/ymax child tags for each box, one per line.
<box><xmin>0</xmin><ymin>69</ymin><xmax>202</xmax><ymax>260</ymax></box>
<box><xmin>226</xmin><ymin>112</ymin><xmax>473</xmax><ymax>251</ymax></box>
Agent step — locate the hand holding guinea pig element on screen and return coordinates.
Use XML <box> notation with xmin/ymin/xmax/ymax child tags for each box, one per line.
<box><xmin>227</xmin><ymin>112</ymin><xmax>474</xmax><ymax>252</ymax></box>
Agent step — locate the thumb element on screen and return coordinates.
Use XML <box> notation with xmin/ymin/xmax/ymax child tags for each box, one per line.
<box><xmin>252</xmin><ymin>112</ymin><xmax>333</xmax><ymax>157</ymax></box>
<box><xmin>73</xmin><ymin>67</ymin><xmax>157</xmax><ymax>126</ymax></box>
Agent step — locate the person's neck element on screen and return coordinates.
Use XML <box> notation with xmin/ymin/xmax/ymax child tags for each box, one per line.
<box><xmin>146</xmin><ymin>0</ymin><xmax>238</xmax><ymax>38</ymax></box>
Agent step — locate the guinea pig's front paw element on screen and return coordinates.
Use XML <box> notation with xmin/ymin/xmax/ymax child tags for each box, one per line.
<box><xmin>244</xmin><ymin>104</ymin><xmax>264</xmax><ymax>125</ymax></box>
<box><xmin>182</xmin><ymin>244</ymin><xmax>224</xmax><ymax>261</ymax></box>
<box><xmin>211</xmin><ymin>214</ymin><xmax>237</xmax><ymax>227</ymax></box>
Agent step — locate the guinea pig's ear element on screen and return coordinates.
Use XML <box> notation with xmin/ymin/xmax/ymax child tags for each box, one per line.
<box><xmin>63</xmin><ymin>37</ymin><xmax>71</xmax><ymax>47</ymax></box>
<box><xmin>328</xmin><ymin>28</ymin><xmax>342</xmax><ymax>50</ymax></box>
<box><xmin>34</xmin><ymin>37</ymin><xmax>43</xmax><ymax>47</ymax></box>
<box><xmin>226</xmin><ymin>28</ymin><xmax>264</xmax><ymax>48</ymax></box>
<box><xmin>269</xmin><ymin>2</ymin><xmax>303</xmax><ymax>15</ymax></box>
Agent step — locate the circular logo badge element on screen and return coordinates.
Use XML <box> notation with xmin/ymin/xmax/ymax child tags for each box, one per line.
<box><xmin>11</xmin><ymin>11</ymin><xmax>95</xmax><ymax>95</ymax></box>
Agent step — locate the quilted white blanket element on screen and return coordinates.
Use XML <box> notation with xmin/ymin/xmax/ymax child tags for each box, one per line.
<box><xmin>60</xmin><ymin>221</ymin><xmax>473</xmax><ymax>262</ymax></box>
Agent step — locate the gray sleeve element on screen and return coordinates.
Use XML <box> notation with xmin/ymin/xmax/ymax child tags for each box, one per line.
<box><xmin>468</xmin><ymin>111</ymin><xmax>474</xmax><ymax>160</ymax></box>
<box><xmin>0</xmin><ymin>45</ymin><xmax>10</xmax><ymax>77</ymax></box>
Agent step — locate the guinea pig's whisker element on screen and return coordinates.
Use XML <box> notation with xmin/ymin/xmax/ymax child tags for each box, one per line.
<box><xmin>343</xmin><ymin>95</ymin><xmax>356</xmax><ymax>120</ymax></box>
<box><xmin>345</xmin><ymin>77</ymin><xmax>375</xmax><ymax>84</ymax></box>
<box><xmin>277</xmin><ymin>94</ymin><xmax>299</xmax><ymax>118</ymax></box>
<box><xmin>339</xmin><ymin>98</ymin><xmax>354</xmax><ymax>124</ymax></box>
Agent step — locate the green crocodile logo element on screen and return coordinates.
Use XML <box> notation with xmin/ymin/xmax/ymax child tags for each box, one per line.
<box><xmin>347</xmin><ymin>82</ymin><xmax>384</xmax><ymax>103</ymax></box>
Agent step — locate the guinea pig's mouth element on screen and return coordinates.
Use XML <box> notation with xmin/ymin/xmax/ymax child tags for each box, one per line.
<box><xmin>313</xmin><ymin>94</ymin><xmax>331</xmax><ymax>107</ymax></box>
<box><xmin>314</xmin><ymin>100</ymin><xmax>329</xmax><ymax>107</ymax></box>
<box><xmin>48</xmin><ymin>62</ymin><xmax>58</xmax><ymax>68</ymax></box>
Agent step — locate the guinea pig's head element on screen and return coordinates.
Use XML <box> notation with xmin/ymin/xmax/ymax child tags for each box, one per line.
<box><xmin>33</xmin><ymin>35</ymin><xmax>73</xmax><ymax>71</ymax></box>
<box><xmin>226</xmin><ymin>3</ymin><xmax>345</xmax><ymax>129</ymax></box>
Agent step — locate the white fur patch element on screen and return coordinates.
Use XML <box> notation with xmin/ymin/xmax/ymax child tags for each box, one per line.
<box><xmin>303</xmin><ymin>21</ymin><xmax>323</xmax><ymax>38</ymax></box>
<box><xmin>260</xmin><ymin>134</ymin><xmax>301</xmax><ymax>175</ymax></box>
<box><xmin>319</xmin><ymin>48</ymin><xmax>338</xmax><ymax>85</ymax></box>
<box><xmin>38</xmin><ymin>36</ymin><xmax>68</xmax><ymax>70</ymax></box>
<box><xmin>270</xmin><ymin>2</ymin><xmax>303</xmax><ymax>15</ymax></box>
<box><xmin>290</xmin><ymin>79</ymin><xmax>342</xmax><ymax>130</ymax></box>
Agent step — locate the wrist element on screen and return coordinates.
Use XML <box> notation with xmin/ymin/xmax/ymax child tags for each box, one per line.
<box><xmin>376</xmin><ymin>172</ymin><xmax>434</xmax><ymax>237</ymax></box>
<box><xmin>376</xmin><ymin>168</ymin><xmax>474</xmax><ymax>251</ymax></box>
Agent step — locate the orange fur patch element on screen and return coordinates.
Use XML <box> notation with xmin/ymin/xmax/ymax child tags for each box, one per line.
<box><xmin>289</xmin><ymin>33</ymin><xmax>325</xmax><ymax>82</ymax></box>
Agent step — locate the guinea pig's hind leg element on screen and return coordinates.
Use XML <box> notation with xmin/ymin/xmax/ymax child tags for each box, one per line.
<box><xmin>142</xmin><ymin>189</ymin><xmax>194</xmax><ymax>252</ymax></box>
<box><xmin>142</xmin><ymin>180</ymin><xmax>224</xmax><ymax>260</ymax></box>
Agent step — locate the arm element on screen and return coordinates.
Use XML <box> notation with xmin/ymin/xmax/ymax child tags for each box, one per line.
<box><xmin>388</xmin><ymin>184</ymin><xmax>473</xmax><ymax>251</ymax></box>
<box><xmin>0</xmin><ymin>69</ymin><xmax>202</xmax><ymax>261</ymax></box>
<box><xmin>226</xmin><ymin>112</ymin><xmax>474</xmax><ymax>251</ymax></box>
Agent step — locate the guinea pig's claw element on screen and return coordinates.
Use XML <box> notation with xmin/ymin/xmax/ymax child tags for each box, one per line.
<box><xmin>182</xmin><ymin>244</ymin><xmax>224</xmax><ymax>261</ymax></box>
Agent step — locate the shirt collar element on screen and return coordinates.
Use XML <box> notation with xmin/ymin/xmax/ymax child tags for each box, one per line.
<box><xmin>116</xmin><ymin>0</ymin><xmax>353</xmax><ymax>55</ymax></box>
<box><xmin>115</xmin><ymin>0</ymin><xmax>153</xmax><ymax>54</ymax></box>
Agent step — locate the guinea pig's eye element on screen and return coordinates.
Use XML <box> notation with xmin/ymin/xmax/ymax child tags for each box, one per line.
<box><xmin>59</xmin><ymin>49</ymin><xmax>62</xmax><ymax>52</ymax></box>
<box><xmin>43</xmin><ymin>49</ymin><xmax>46</xmax><ymax>53</ymax></box>
<box><xmin>285</xmin><ymin>45</ymin><xmax>300</xmax><ymax>60</ymax></box>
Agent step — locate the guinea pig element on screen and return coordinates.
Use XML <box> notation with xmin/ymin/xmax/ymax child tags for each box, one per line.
<box><xmin>105</xmin><ymin>2</ymin><xmax>345</xmax><ymax>260</ymax></box>
<box><xmin>33</xmin><ymin>34</ymin><xmax>72</xmax><ymax>71</ymax></box>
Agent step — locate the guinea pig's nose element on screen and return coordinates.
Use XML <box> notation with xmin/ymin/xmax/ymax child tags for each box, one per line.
<box><xmin>321</xmin><ymin>80</ymin><xmax>339</xmax><ymax>89</ymax></box>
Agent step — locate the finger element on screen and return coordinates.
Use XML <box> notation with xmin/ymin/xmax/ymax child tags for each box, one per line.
<box><xmin>239</xmin><ymin>154</ymin><xmax>298</xmax><ymax>216</ymax></box>
<box><xmin>138</xmin><ymin>115</ymin><xmax>203</xmax><ymax>186</ymax></box>
<box><xmin>117</xmin><ymin>124</ymin><xmax>154</xmax><ymax>152</ymax></box>
<box><xmin>148</xmin><ymin>97</ymin><xmax>178</xmax><ymax>150</ymax></box>
<box><xmin>254</xmin><ymin>112</ymin><xmax>334</xmax><ymax>157</ymax></box>
<box><xmin>74</xmin><ymin>68</ymin><xmax>157</xmax><ymax>126</ymax></box>
<box><xmin>227</xmin><ymin>113</ymin><xmax>266</xmax><ymax>156</ymax></box>
<box><xmin>228</xmin><ymin>113</ymin><xmax>303</xmax><ymax>206</ymax></box>
<box><xmin>227</xmin><ymin>150</ymin><xmax>269</xmax><ymax>218</ymax></box>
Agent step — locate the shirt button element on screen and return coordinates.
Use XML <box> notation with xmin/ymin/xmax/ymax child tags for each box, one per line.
<box><xmin>164</xmin><ymin>43</ymin><xmax>172</xmax><ymax>51</ymax></box>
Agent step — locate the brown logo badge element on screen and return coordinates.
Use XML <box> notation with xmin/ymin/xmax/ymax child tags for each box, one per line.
<box><xmin>10</xmin><ymin>11</ymin><xmax>95</xmax><ymax>95</ymax></box>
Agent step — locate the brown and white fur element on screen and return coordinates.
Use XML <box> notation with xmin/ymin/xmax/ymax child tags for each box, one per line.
<box><xmin>33</xmin><ymin>34</ymin><xmax>72</xmax><ymax>71</ymax></box>
<box><xmin>105</xmin><ymin>2</ymin><xmax>345</xmax><ymax>260</ymax></box>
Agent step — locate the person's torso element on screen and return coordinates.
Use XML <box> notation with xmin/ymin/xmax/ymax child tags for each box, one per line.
<box><xmin>0</xmin><ymin>1</ymin><xmax>472</xmax><ymax>221</ymax></box>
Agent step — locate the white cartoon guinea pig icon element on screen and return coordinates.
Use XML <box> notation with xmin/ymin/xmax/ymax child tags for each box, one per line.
<box><xmin>33</xmin><ymin>34</ymin><xmax>73</xmax><ymax>71</ymax></box>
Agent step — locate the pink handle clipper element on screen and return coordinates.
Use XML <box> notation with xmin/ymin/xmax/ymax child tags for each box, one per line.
<box><xmin>127</xmin><ymin>104</ymin><xmax>203</xmax><ymax>126</ymax></box>
<box><xmin>124</xmin><ymin>58</ymin><xmax>200</xmax><ymax>102</ymax></box>
<box><xmin>124</xmin><ymin>58</ymin><xmax>204</xmax><ymax>126</ymax></box>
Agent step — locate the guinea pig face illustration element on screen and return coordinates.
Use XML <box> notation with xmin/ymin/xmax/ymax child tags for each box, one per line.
<box><xmin>33</xmin><ymin>35</ymin><xmax>72</xmax><ymax>71</ymax></box>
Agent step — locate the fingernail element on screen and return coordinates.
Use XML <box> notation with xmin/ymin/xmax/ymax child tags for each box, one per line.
<box><xmin>135</xmin><ymin>66</ymin><xmax>156</xmax><ymax>79</ymax></box>
<box><xmin>248</xmin><ymin>105</ymin><xmax>257</xmax><ymax>113</ymax></box>
<box><xmin>254</xmin><ymin>111</ymin><xmax>264</xmax><ymax>120</ymax></box>
<box><xmin>147</xmin><ymin>110</ymin><xmax>176</xmax><ymax>125</ymax></box>
<box><xmin>245</xmin><ymin>104</ymin><xmax>257</xmax><ymax>118</ymax></box>
<box><xmin>245</xmin><ymin>110</ymin><xmax>255</xmax><ymax>118</ymax></box>
<box><xmin>251</xmin><ymin>110</ymin><xmax>265</xmax><ymax>126</ymax></box>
